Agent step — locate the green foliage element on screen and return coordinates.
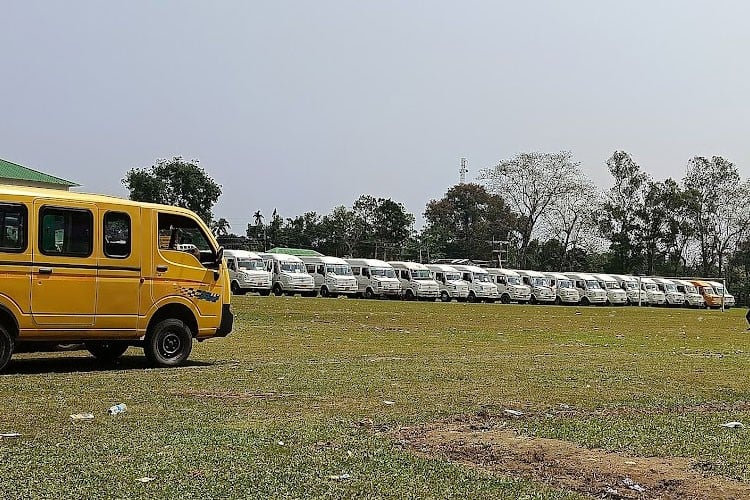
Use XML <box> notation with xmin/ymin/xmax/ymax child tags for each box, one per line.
<box><xmin>122</xmin><ymin>157</ymin><xmax>222</xmax><ymax>224</ymax></box>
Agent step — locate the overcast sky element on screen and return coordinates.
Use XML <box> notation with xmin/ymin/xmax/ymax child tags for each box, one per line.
<box><xmin>3</xmin><ymin>1</ymin><xmax>749</xmax><ymax>229</ymax></box>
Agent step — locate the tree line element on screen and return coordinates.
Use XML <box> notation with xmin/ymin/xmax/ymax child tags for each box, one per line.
<box><xmin>123</xmin><ymin>152</ymin><xmax>750</xmax><ymax>303</ymax></box>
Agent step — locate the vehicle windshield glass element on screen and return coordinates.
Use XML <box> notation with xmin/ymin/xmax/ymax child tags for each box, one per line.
<box><xmin>326</xmin><ymin>264</ymin><xmax>353</xmax><ymax>276</ymax></box>
<box><xmin>238</xmin><ymin>258</ymin><xmax>264</xmax><ymax>271</ymax></box>
<box><xmin>445</xmin><ymin>272</ymin><xmax>461</xmax><ymax>281</ymax></box>
<box><xmin>663</xmin><ymin>283</ymin><xmax>677</xmax><ymax>292</ymax></box>
<box><xmin>702</xmin><ymin>287</ymin><xmax>716</xmax><ymax>295</ymax></box>
<box><xmin>281</xmin><ymin>261</ymin><xmax>306</xmax><ymax>273</ymax></box>
<box><xmin>586</xmin><ymin>280</ymin><xmax>601</xmax><ymax>289</ymax></box>
<box><xmin>644</xmin><ymin>283</ymin><xmax>657</xmax><ymax>290</ymax></box>
<box><xmin>558</xmin><ymin>279</ymin><xmax>572</xmax><ymax>289</ymax></box>
<box><xmin>625</xmin><ymin>281</ymin><xmax>637</xmax><ymax>289</ymax></box>
<box><xmin>714</xmin><ymin>286</ymin><xmax>725</xmax><ymax>294</ymax></box>
<box><xmin>371</xmin><ymin>267</ymin><xmax>396</xmax><ymax>278</ymax></box>
<box><xmin>605</xmin><ymin>282</ymin><xmax>619</xmax><ymax>289</ymax></box>
<box><xmin>507</xmin><ymin>276</ymin><xmax>521</xmax><ymax>285</ymax></box>
<box><xmin>412</xmin><ymin>269</ymin><xmax>432</xmax><ymax>279</ymax></box>
<box><xmin>532</xmin><ymin>277</ymin><xmax>548</xmax><ymax>286</ymax></box>
<box><xmin>475</xmin><ymin>273</ymin><xmax>491</xmax><ymax>282</ymax></box>
<box><xmin>685</xmin><ymin>285</ymin><xmax>697</xmax><ymax>293</ymax></box>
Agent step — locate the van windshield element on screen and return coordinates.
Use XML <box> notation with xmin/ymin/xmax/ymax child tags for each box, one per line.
<box><xmin>605</xmin><ymin>282</ymin><xmax>619</xmax><ymax>289</ymax></box>
<box><xmin>586</xmin><ymin>280</ymin><xmax>601</xmax><ymax>289</ymax></box>
<box><xmin>532</xmin><ymin>277</ymin><xmax>549</xmax><ymax>286</ymax></box>
<box><xmin>475</xmin><ymin>273</ymin><xmax>491</xmax><ymax>282</ymax></box>
<box><xmin>281</xmin><ymin>262</ymin><xmax>306</xmax><ymax>273</ymax></box>
<box><xmin>643</xmin><ymin>283</ymin><xmax>657</xmax><ymax>291</ymax></box>
<box><xmin>685</xmin><ymin>285</ymin><xmax>697</xmax><ymax>293</ymax></box>
<box><xmin>238</xmin><ymin>258</ymin><xmax>265</xmax><ymax>271</ymax></box>
<box><xmin>557</xmin><ymin>279</ymin><xmax>572</xmax><ymax>289</ymax></box>
<box><xmin>624</xmin><ymin>281</ymin><xmax>637</xmax><ymax>289</ymax></box>
<box><xmin>445</xmin><ymin>272</ymin><xmax>461</xmax><ymax>281</ymax></box>
<box><xmin>412</xmin><ymin>269</ymin><xmax>432</xmax><ymax>280</ymax></box>
<box><xmin>714</xmin><ymin>286</ymin><xmax>725</xmax><ymax>294</ymax></box>
<box><xmin>506</xmin><ymin>276</ymin><xmax>521</xmax><ymax>285</ymax></box>
<box><xmin>326</xmin><ymin>265</ymin><xmax>353</xmax><ymax>276</ymax></box>
<box><xmin>663</xmin><ymin>283</ymin><xmax>677</xmax><ymax>292</ymax></box>
<box><xmin>371</xmin><ymin>267</ymin><xmax>396</xmax><ymax>278</ymax></box>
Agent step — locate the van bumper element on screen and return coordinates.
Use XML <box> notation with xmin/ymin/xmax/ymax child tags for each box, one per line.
<box><xmin>215</xmin><ymin>304</ymin><xmax>234</xmax><ymax>337</ymax></box>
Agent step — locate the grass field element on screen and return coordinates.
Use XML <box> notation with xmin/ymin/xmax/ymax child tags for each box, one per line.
<box><xmin>0</xmin><ymin>298</ymin><xmax>749</xmax><ymax>498</ymax></box>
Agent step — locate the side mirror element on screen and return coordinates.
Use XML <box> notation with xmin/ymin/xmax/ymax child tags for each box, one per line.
<box><xmin>215</xmin><ymin>246</ymin><xmax>224</xmax><ymax>267</ymax></box>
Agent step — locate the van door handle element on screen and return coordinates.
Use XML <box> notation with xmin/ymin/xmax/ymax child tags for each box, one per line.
<box><xmin>38</xmin><ymin>267</ymin><xmax>53</xmax><ymax>275</ymax></box>
<box><xmin>156</xmin><ymin>265</ymin><xmax>168</xmax><ymax>273</ymax></box>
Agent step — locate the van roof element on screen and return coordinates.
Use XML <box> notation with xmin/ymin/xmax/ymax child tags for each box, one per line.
<box><xmin>426</xmin><ymin>264</ymin><xmax>459</xmax><ymax>272</ymax></box>
<box><xmin>565</xmin><ymin>272</ymin><xmax>596</xmax><ymax>279</ymax></box>
<box><xmin>223</xmin><ymin>249</ymin><xmax>262</xmax><ymax>259</ymax></box>
<box><xmin>299</xmin><ymin>255</ymin><xmax>349</xmax><ymax>265</ymax></box>
<box><xmin>388</xmin><ymin>261</ymin><xmax>428</xmax><ymax>270</ymax></box>
<box><xmin>260</xmin><ymin>252</ymin><xmax>304</xmax><ymax>263</ymax></box>
<box><xmin>517</xmin><ymin>269</ymin><xmax>545</xmax><ymax>277</ymax></box>
<box><xmin>485</xmin><ymin>268</ymin><xmax>520</xmax><ymax>277</ymax></box>
<box><xmin>544</xmin><ymin>272</ymin><xmax>570</xmax><ymax>279</ymax></box>
<box><xmin>450</xmin><ymin>264</ymin><xmax>487</xmax><ymax>273</ymax></box>
<box><xmin>592</xmin><ymin>273</ymin><xmax>617</xmax><ymax>282</ymax></box>
<box><xmin>344</xmin><ymin>258</ymin><xmax>392</xmax><ymax>268</ymax></box>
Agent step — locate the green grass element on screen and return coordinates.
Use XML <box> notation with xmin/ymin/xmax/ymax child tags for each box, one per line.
<box><xmin>0</xmin><ymin>298</ymin><xmax>748</xmax><ymax>497</ymax></box>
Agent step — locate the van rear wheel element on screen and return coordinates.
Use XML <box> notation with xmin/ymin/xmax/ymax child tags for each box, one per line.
<box><xmin>86</xmin><ymin>341</ymin><xmax>129</xmax><ymax>362</ymax></box>
<box><xmin>500</xmin><ymin>294</ymin><xmax>511</xmax><ymax>304</ymax></box>
<box><xmin>273</xmin><ymin>284</ymin><xmax>283</xmax><ymax>296</ymax></box>
<box><xmin>145</xmin><ymin>318</ymin><xmax>193</xmax><ymax>367</ymax></box>
<box><xmin>0</xmin><ymin>325</ymin><xmax>13</xmax><ymax>372</ymax></box>
<box><xmin>364</xmin><ymin>288</ymin><xmax>374</xmax><ymax>299</ymax></box>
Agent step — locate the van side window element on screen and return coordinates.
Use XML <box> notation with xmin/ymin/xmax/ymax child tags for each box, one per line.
<box><xmin>463</xmin><ymin>272</ymin><xmax>472</xmax><ymax>282</ymax></box>
<box><xmin>157</xmin><ymin>213</ymin><xmax>216</xmax><ymax>267</ymax></box>
<box><xmin>351</xmin><ymin>267</ymin><xmax>360</xmax><ymax>276</ymax></box>
<box><xmin>103</xmin><ymin>211</ymin><xmax>131</xmax><ymax>258</ymax></box>
<box><xmin>40</xmin><ymin>207</ymin><xmax>93</xmax><ymax>257</ymax></box>
<box><xmin>0</xmin><ymin>203</ymin><xmax>27</xmax><ymax>252</ymax></box>
<box><xmin>362</xmin><ymin>268</ymin><xmax>369</xmax><ymax>278</ymax></box>
<box><xmin>317</xmin><ymin>264</ymin><xmax>325</xmax><ymax>275</ymax></box>
<box><xmin>400</xmin><ymin>270</ymin><xmax>409</xmax><ymax>280</ymax></box>
<box><xmin>227</xmin><ymin>259</ymin><xmax>236</xmax><ymax>271</ymax></box>
<box><xmin>305</xmin><ymin>264</ymin><xmax>316</xmax><ymax>274</ymax></box>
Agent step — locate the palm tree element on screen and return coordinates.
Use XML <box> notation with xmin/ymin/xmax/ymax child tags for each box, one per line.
<box><xmin>253</xmin><ymin>210</ymin><xmax>264</xmax><ymax>226</ymax></box>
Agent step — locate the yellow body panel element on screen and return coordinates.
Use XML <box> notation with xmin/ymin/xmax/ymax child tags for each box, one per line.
<box><xmin>0</xmin><ymin>185</ymin><xmax>231</xmax><ymax>342</ymax></box>
<box><xmin>690</xmin><ymin>280</ymin><xmax>721</xmax><ymax>307</ymax></box>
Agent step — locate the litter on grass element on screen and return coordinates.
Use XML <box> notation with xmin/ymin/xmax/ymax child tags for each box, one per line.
<box><xmin>720</xmin><ymin>421</ymin><xmax>745</xmax><ymax>429</ymax></box>
<box><xmin>503</xmin><ymin>409</ymin><xmax>524</xmax><ymax>417</ymax></box>
<box><xmin>136</xmin><ymin>477</ymin><xmax>155</xmax><ymax>483</ymax></box>
<box><xmin>622</xmin><ymin>477</ymin><xmax>645</xmax><ymax>493</ymax></box>
<box><xmin>0</xmin><ymin>433</ymin><xmax>21</xmax><ymax>438</ymax></box>
<box><xmin>328</xmin><ymin>473</ymin><xmax>351</xmax><ymax>481</ymax></box>
<box><xmin>383</xmin><ymin>400</ymin><xmax>395</xmax><ymax>405</ymax></box>
<box><xmin>70</xmin><ymin>413</ymin><xmax>95</xmax><ymax>421</ymax></box>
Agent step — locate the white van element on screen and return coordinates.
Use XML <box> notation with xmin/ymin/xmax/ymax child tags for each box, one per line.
<box><xmin>426</xmin><ymin>264</ymin><xmax>470</xmax><ymax>302</ymax></box>
<box><xmin>672</xmin><ymin>279</ymin><xmax>705</xmax><ymax>308</ymax></box>
<box><xmin>345</xmin><ymin>258</ymin><xmax>401</xmax><ymax>299</ymax></box>
<box><xmin>517</xmin><ymin>270</ymin><xmax>556</xmax><ymax>304</ymax></box>
<box><xmin>653</xmin><ymin>278</ymin><xmax>685</xmax><ymax>307</ymax></box>
<box><xmin>486</xmin><ymin>268</ymin><xmax>532</xmax><ymax>304</ymax></box>
<box><xmin>260</xmin><ymin>253</ymin><xmax>316</xmax><ymax>296</ymax></box>
<box><xmin>544</xmin><ymin>272</ymin><xmax>580</xmax><ymax>305</ymax></box>
<box><xmin>565</xmin><ymin>273</ymin><xmax>607</xmax><ymax>305</ymax></box>
<box><xmin>300</xmin><ymin>255</ymin><xmax>358</xmax><ymax>298</ymax></box>
<box><xmin>708</xmin><ymin>281</ymin><xmax>736</xmax><ymax>308</ymax></box>
<box><xmin>610</xmin><ymin>274</ymin><xmax>648</xmax><ymax>305</ymax></box>
<box><xmin>639</xmin><ymin>277</ymin><xmax>666</xmax><ymax>306</ymax></box>
<box><xmin>224</xmin><ymin>249</ymin><xmax>272</xmax><ymax>296</ymax></box>
<box><xmin>388</xmin><ymin>261</ymin><xmax>440</xmax><ymax>301</ymax></box>
<box><xmin>451</xmin><ymin>264</ymin><xmax>499</xmax><ymax>303</ymax></box>
<box><xmin>591</xmin><ymin>273</ymin><xmax>628</xmax><ymax>306</ymax></box>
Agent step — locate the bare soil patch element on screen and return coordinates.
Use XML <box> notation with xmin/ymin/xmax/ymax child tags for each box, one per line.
<box><xmin>393</xmin><ymin>416</ymin><xmax>750</xmax><ymax>499</ymax></box>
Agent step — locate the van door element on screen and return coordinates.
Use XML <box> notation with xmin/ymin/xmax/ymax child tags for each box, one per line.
<box><xmin>151</xmin><ymin>212</ymin><xmax>222</xmax><ymax>320</ymax></box>
<box><xmin>96</xmin><ymin>207</ymin><xmax>141</xmax><ymax>332</ymax></box>
<box><xmin>32</xmin><ymin>201</ymin><xmax>97</xmax><ymax>326</ymax></box>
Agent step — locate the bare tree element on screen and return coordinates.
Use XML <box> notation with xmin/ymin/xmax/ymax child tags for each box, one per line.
<box><xmin>479</xmin><ymin>151</ymin><xmax>587</xmax><ymax>268</ymax></box>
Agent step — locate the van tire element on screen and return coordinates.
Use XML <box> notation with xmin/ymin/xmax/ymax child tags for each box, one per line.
<box><xmin>440</xmin><ymin>291</ymin><xmax>451</xmax><ymax>302</ymax></box>
<box><xmin>86</xmin><ymin>341</ymin><xmax>129</xmax><ymax>362</ymax></box>
<box><xmin>500</xmin><ymin>294</ymin><xmax>511</xmax><ymax>304</ymax></box>
<box><xmin>581</xmin><ymin>296</ymin><xmax>590</xmax><ymax>306</ymax></box>
<box><xmin>145</xmin><ymin>318</ymin><xmax>193</xmax><ymax>368</ymax></box>
<box><xmin>259</xmin><ymin>289</ymin><xmax>271</xmax><ymax>296</ymax></box>
<box><xmin>273</xmin><ymin>284</ymin><xmax>284</xmax><ymax>296</ymax></box>
<box><xmin>405</xmin><ymin>289</ymin><xmax>415</xmax><ymax>301</ymax></box>
<box><xmin>320</xmin><ymin>286</ymin><xmax>329</xmax><ymax>297</ymax></box>
<box><xmin>467</xmin><ymin>292</ymin><xmax>477</xmax><ymax>303</ymax></box>
<box><xmin>554</xmin><ymin>297</ymin><xmax>562</xmax><ymax>305</ymax></box>
<box><xmin>0</xmin><ymin>325</ymin><xmax>13</xmax><ymax>372</ymax></box>
<box><xmin>364</xmin><ymin>288</ymin><xmax>374</xmax><ymax>299</ymax></box>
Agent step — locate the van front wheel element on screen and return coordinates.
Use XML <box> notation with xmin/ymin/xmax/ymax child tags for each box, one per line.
<box><xmin>86</xmin><ymin>341</ymin><xmax>129</xmax><ymax>362</ymax></box>
<box><xmin>145</xmin><ymin>319</ymin><xmax>193</xmax><ymax>368</ymax></box>
<box><xmin>0</xmin><ymin>325</ymin><xmax>13</xmax><ymax>372</ymax></box>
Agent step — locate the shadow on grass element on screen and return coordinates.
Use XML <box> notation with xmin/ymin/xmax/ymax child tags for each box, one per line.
<box><xmin>4</xmin><ymin>354</ymin><xmax>213</xmax><ymax>375</ymax></box>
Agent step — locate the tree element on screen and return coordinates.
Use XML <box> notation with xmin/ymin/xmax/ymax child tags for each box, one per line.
<box><xmin>597</xmin><ymin>151</ymin><xmax>649</xmax><ymax>274</ymax></box>
<box><xmin>122</xmin><ymin>156</ymin><xmax>222</xmax><ymax>223</ymax></box>
<box><xmin>479</xmin><ymin>151</ymin><xmax>587</xmax><ymax>268</ymax></box>
<box><xmin>211</xmin><ymin>218</ymin><xmax>231</xmax><ymax>237</ymax></box>
<box><xmin>422</xmin><ymin>183</ymin><xmax>519</xmax><ymax>262</ymax></box>
<box><xmin>684</xmin><ymin>156</ymin><xmax>750</xmax><ymax>276</ymax></box>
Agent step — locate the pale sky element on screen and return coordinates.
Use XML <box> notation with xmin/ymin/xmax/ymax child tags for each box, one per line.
<box><xmin>3</xmin><ymin>1</ymin><xmax>749</xmax><ymax>230</ymax></box>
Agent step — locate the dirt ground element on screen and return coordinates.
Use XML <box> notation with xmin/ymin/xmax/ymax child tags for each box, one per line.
<box><xmin>392</xmin><ymin>414</ymin><xmax>750</xmax><ymax>499</ymax></box>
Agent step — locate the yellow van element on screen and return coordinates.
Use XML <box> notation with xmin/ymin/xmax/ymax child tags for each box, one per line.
<box><xmin>0</xmin><ymin>185</ymin><xmax>232</xmax><ymax>370</ymax></box>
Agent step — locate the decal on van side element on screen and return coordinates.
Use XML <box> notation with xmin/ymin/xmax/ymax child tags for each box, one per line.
<box><xmin>174</xmin><ymin>284</ymin><xmax>220</xmax><ymax>303</ymax></box>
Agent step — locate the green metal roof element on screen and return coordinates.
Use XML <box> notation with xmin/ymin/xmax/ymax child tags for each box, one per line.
<box><xmin>0</xmin><ymin>157</ymin><xmax>79</xmax><ymax>187</ymax></box>
<box><xmin>267</xmin><ymin>247</ymin><xmax>323</xmax><ymax>257</ymax></box>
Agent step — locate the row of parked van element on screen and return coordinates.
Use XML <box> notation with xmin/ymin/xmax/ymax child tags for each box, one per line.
<box><xmin>223</xmin><ymin>250</ymin><xmax>735</xmax><ymax>308</ymax></box>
